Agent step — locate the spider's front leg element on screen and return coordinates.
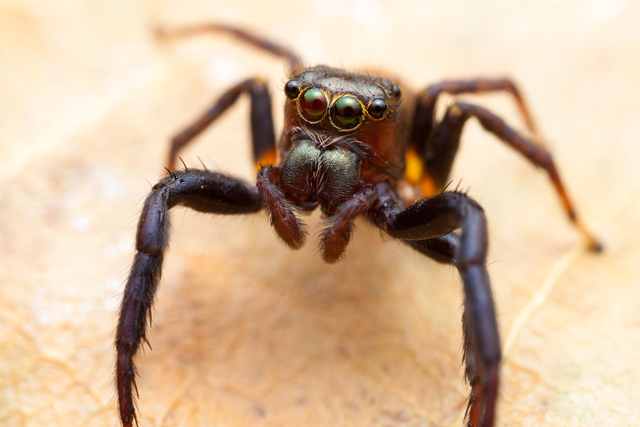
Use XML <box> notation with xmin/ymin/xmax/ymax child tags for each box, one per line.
<box><xmin>115</xmin><ymin>169</ymin><xmax>263</xmax><ymax>427</ymax></box>
<box><xmin>370</xmin><ymin>185</ymin><xmax>500</xmax><ymax>427</ymax></box>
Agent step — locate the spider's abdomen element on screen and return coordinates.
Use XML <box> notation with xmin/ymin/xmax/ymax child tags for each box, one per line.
<box><xmin>280</xmin><ymin>139</ymin><xmax>362</xmax><ymax>214</ymax></box>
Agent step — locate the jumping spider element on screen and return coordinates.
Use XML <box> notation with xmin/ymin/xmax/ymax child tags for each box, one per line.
<box><xmin>115</xmin><ymin>23</ymin><xmax>601</xmax><ymax>427</ymax></box>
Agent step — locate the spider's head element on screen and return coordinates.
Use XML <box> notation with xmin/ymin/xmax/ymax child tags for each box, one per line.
<box><xmin>281</xmin><ymin>66</ymin><xmax>407</xmax><ymax>179</ymax></box>
<box><xmin>283</xmin><ymin>66</ymin><xmax>402</xmax><ymax>133</ymax></box>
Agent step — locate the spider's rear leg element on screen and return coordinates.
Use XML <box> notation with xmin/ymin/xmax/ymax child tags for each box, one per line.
<box><xmin>115</xmin><ymin>169</ymin><xmax>262</xmax><ymax>427</ymax></box>
<box><xmin>371</xmin><ymin>188</ymin><xmax>500</xmax><ymax>427</ymax></box>
<box><xmin>406</xmin><ymin>78</ymin><xmax>539</xmax><ymax>196</ymax></box>
<box><xmin>156</xmin><ymin>23</ymin><xmax>302</xmax><ymax>71</ymax></box>
<box><xmin>167</xmin><ymin>77</ymin><xmax>276</xmax><ymax>171</ymax></box>
<box><xmin>410</xmin><ymin>78</ymin><xmax>538</xmax><ymax>156</ymax></box>
<box><xmin>413</xmin><ymin>98</ymin><xmax>601</xmax><ymax>251</ymax></box>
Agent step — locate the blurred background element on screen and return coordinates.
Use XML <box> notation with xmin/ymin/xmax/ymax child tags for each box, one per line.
<box><xmin>1</xmin><ymin>0</ymin><xmax>638</xmax><ymax>426</ymax></box>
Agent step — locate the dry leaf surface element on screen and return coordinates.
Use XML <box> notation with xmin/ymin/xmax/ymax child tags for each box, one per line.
<box><xmin>1</xmin><ymin>1</ymin><xmax>639</xmax><ymax>426</ymax></box>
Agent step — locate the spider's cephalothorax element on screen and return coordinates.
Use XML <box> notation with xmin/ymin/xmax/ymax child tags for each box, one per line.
<box><xmin>116</xmin><ymin>23</ymin><xmax>601</xmax><ymax>427</ymax></box>
<box><xmin>271</xmin><ymin>66</ymin><xmax>412</xmax><ymax>249</ymax></box>
<box><xmin>283</xmin><ymin>68</ymin><xmax>405</xmax><ymax>159</ymax></box>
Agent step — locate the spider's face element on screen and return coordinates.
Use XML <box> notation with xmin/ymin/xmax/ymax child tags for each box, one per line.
<box><xmin>280</xmin><ymin>66</ymin><xmax>409</xmax><ymax>179</ymax></box>
<box><xmin>283</xmin><ymin>66</ymin><xmax>402</xmax><ymax>133</ymax></box>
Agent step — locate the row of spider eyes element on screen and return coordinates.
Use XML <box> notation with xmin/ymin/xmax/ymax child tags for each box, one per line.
<box><xmin>284</xmin><ymin>80</ymin><xmax>389</xmax><ymax>130</ymax></box>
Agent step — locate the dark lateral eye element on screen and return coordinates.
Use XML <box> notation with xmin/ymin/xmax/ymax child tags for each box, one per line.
<box><xmin>368</xmin><ymin>99</ymin><xmax>387</xmax><ymax>119</ymax></box>
<box><xmin>392</xmin><ymin>84</ymin><xmax>401</xmax><ymax>98</ymax></box>
<box><xmin>331</xmin><ymin>96</ymin><xmax>363</xmax><ymax>129</ymax></box>
<box><xmin>299</xmin><ymin>88</ymin><xmax>327</xmax><ymax>122</ymax></box>
<box><xmin>285</xmin><ymin>80</ymin><xmax>301</xmax><ymax>99</ymax></box>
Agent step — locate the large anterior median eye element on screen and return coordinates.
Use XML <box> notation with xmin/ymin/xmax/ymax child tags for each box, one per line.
<box><xmin>299</xmin><ymin>88</ymin><xmax>328</xmax><ymax>122</ymax></box>
<box><xmin>331</xmin><ymin>96</ymin><xmax>364</xmax><ymax>130</ymax></box>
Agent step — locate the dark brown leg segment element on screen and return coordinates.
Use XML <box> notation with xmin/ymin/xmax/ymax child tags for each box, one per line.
<box><xmin>167</xmin><ymin>78</ymin><xmax>276</xmax><ymax>171</ymax></box>
<box><xmin>256</xmin><ymin>166</ymin><xmax>306</xmax><ymax>249</ymax></box>
<box><xmin>420</xmin><ymin>104</ymin><xmax>468</xmax><ymax>191</ymax></box>
<box><xmin>445</xmin><ymin>102</ymin><xmax>600</xmax><ymax>251</ymax></box>
<box><xmin>156</xmin><ymin>23</ymin><xmax>302</xmax><ymax>72</ymax></box>
<box><xmin>320</xmin><ymin>186</ymin><xmax>377</xmax><ymax>263</ymax></box>
<box><xmin>370</xmin><ymin>188</ymin><xmax>500</xmax><ymax>427</ymax></box>
<box><xmin>410</xmin><ymin>78</ymin><xmax>537</xmax><ymax>157</ymax></box>
<box><xmin>405</xmin><ymin>233</ymin><xmax>459</xmax><ymax>264</ymax></box>
<box><xmin>116</xmin><ymin>169</ymin><xmax>262</xmax><ymax>427</ymax></box>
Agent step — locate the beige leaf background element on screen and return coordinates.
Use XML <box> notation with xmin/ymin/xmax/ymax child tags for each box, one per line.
<box><xmin>1</xmin><ymin>1</ymin><xmax>638</xmax><ymax>426</ymax></box>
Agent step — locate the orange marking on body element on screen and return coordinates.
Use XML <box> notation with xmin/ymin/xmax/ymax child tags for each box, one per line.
<box><xmin>256</xmin><ymin>148</ymin><xmax>277</xmax><ymax>170</ymax></box>
<box><xmin>420</xmin><ymin>176</ymin><xmax>438</xmax><ymax>197</ymax></box>
<box><xmin>404</xmin><ymin>147</ymin><xmax>423</xmax><ymax>186</ymax></box>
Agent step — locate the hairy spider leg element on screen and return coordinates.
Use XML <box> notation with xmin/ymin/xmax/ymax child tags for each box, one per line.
<box><xmin>115</xmin><ymin>169</ymin><xmax>263</xmax><ymax>427</ymax></box>
<box><xmin>319</xmin><ymin>186</ymin><xmax>378</xmax><ymax>263</ymax></box>
<box><xmin>256</xmin><ymin>166</ymin><xmax>306</xmax><ymax>249</ymax></box>
<box><xmin>412</xmin><ymin>95</ymin><xmax>602</xmax><ymax>252</ymax></box>
<box><xmin>406</xmin><ymin>78</ymin><xmax>538</xmax><ymax>196</ymax></box>
<box><xmin>370</xmin><ymin>185</ymin><xmax>500</xmax><ymax>427</ymax></box>
<box><xmin>166</xmin><ymin>78</ymin><xmax>276</xmax><ymax>171</ymax></box>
